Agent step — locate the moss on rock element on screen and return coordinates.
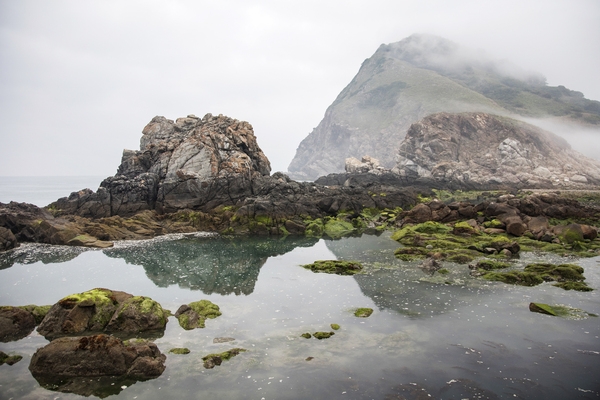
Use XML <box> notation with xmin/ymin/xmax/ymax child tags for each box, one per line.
<box><xmin>313</xmin><ymin>331</ymin><xmax>335</xmax><ymax>340</ymax></box>
<box><xmin>202</xmin><ymin>348</ymin><xmax>246</xmax><ymax>369</ymax></box>
<box><xmin>175</xmin><ymin>300</ymin><xmax>222</xmax><ymax>330</ymax></box>
<box><xmin>169</xmin><ymin>347</ymin><xmax>191</xmax><ymax>354</ymax></box>
<box><xmin>354</xmin><ymin>308</ymin><xmax>373</xmax><ymax>318</ymax></box>
<box><xmin>302</xmin><ymin>260</ymin><xmax>363</xmax><ymax>275</ymax></box>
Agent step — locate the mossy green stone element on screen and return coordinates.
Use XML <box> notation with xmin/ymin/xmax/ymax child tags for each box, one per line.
<box><xmin>553</xmin><ymin>282</ymin><xmax>593</xmax><ymax>292</ymax></box>
<box><xmin>313</xmin><ymin>331</ymin><xmax>335</xmax><ymax>339</ymax></box>
<box><xmin>354</xmin><ymin>308</ymin><xmax>373</xmax><ymax>318</ymax></box>
<box><xmin>323</xmin><ymin>219</ymin><xmax>355</xmax><ymax>239</ymax></box>
<box><xmin>330</xmin><ymin>323</ymin><xmax>340</xmax><ymax>330</ymax></box>
<box><xmin>302</xmin><ymin>260</ymin><xmax>363</xmax><ymax>275</ymax></box>
<box><xmin>476</xmin><ymin>259</ymin><xmax>512</xmax><ymax>270</ymax></box>
<box><xmin>202</xmin><ymin>348</ymin><xmax>246</xmax><ymax>369</ymax></box>
<box><xmin>169</xmin><ymin>347</ymin><xmax>191</xmax><ymax>354</ymax></box>
<box><xmin>59</xmin><ymin>288</ymin><xmax>118</xmax><ymax>329</ymax></box>
<box><xmin>0</xmin><ymin>351</ymin><xmax>22</xmax><ymax>366</ymax></box>
<box><xmin>482</xmin><ymin>271</ymin><xmax>544</xmax><ymax>286</ymax></box>
<box><xmin>300</xmin><ymin>332</ymin><xmax>312</xmax><ymax>339</ymax></box>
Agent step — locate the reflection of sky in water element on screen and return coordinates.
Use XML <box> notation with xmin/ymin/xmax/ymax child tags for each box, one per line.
<box><xmin>0</xmin><ymin>234</ymin><xmax>599</xmax><ymax>399</ymax></box>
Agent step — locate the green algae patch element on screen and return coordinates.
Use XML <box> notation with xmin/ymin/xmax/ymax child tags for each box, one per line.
<box><xmin>354</xmin><ymin>308</ymin><xmax>374</xmax><ymax>318</ymax></box>
<box><xmin>475</xmin><ymin>259</ymin><xmax>512</xmax><ymax>271</ymax></box>
<box><xmin>323</xmin><ymin>219</ymin><xmax>355</xmax><ymax>239</ymax></box>
<box><xmin>437</xmin><ymin>268</ymin><xmax>450</xmax><ymax>275</ymax></box>
<box><xmin>169</xmin><ymin>347</ymin><xmax>191</xmax><ymax>354</ymax></box>
<box><xmin>302</xmin><ymin>260</ymin><xmax>363</xmax><ymax>276</ymax></box>
<box><xmin>529</xmin><ymin>303</ymin><xmax>597</xmax><ymax>319</ymax></box>
<box><xmin>482</xmin><ymin>271</ymin><xmax>544</xmax><ymax>286</ymax></box>
<box><xmin>109</xmin><ymin>296</ymin><xmax>169</xmax><ymax>332</ymax></box>
<box><xmin>58</xmin><ymin>288</ymin><xmax>119</xmax><ymax>330</ymax></box>
<box><xmin>483</xmin><ymin>219</ymin><xmax>505</xmax><ymax>229</ymax></box>
<box><xmin>313</xmin><ymin>331</ymin><xmax>335</xmax><ymax>340</ymax></box>
<box><xmin>330</xmin><ymin>323</ymin><xmax>340</xmax><ymax>330</ymax></box>
<box><xmin>0</xmin><ymin>351</ymin><xmax>22</xmax><ymax>366</ymax></box>
<box><xmin>202</xmin><ymin>348</ymin><xmax>246</xmax><ymax>369</ymax></box>
<box><xmin>300</xmin><ymin>332</ymin><xmax>312</xmax><ymax>339</ymax></box>
<box><xmin>553</xmin><ymin>282</ymin><xmax>593</xmax><ymax>292</ymax></box>
<box><xmin>523</xmin><ymin>263</ymin><xmax>585</xmax><ymax>281</ymax></box>
<box><xmin>482</xmin><ymin>262</ymin><xmax>592</xmax><ymax>291</ymax></box>
<box><xmin>175</xmin><ymin>300</ymin><xmax>222</xmax><ymax>330</ymax></box>
<box><xmin>18</xmin><ymin>304</ymin><xmax>52</xmax><ymax>325</ymax></box>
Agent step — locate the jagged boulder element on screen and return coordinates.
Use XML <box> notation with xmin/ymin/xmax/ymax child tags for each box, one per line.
<box><xmin>394</xmin><ymin>112</ymin><xmax>600</xmax><ymax>187</ymax></box>
<box><xmin>51</xmin><ymin>113</ymin><xmax>271</xmax><ymax>218</ymax></box>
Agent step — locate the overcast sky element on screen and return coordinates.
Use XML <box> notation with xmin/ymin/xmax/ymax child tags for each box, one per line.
<box><xmin>1</xmin><ymin>0</ymin><xmax>599</xmax><ymax>177</ymax></box>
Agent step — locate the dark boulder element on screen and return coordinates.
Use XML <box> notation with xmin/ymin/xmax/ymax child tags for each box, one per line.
<box><xmin>0</xmin><ymin>306</ymin><xmax>36</xmax><ymax>342</ymax></box>
<box><xmin>29</xmin><ymin>334</ymin><xmax>165</xmax><ymax>397</ymax></box>
<box><xmin>0</xmin><ymin>226</ymin><xmax>18</xmax><ymax>251</ymax></box>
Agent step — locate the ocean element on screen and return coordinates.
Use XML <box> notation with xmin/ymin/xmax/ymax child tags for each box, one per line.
<box><xmin>0</xmin><ymin>176</ymin><xmax>105</xmax><ymax>207</ymax></box>
<box><xmin>0</xmin><ymin>177</ymin><xmax>599</xmax><ymax>399</ymax></box>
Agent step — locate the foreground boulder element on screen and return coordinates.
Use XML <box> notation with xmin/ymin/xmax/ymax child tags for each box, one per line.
<box><xmin>29</xmin><ymin>334</ymin><xmax>165</xmax><ymax>397</ymax></box>
<box><xmin>37</xmin><ymin>288</ymin><xmax>169</xmax><ymax>340</ymax></box>
<box><xmin>0</xmin><ymin>306</ymin><xmax>36</xmax><ymax>342</ymax></box>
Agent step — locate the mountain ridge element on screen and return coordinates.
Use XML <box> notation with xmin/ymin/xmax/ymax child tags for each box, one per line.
<box><xmin>288</xmin><ymin>34</ymin><xmax>600</xmax><ymax>180</ymax></box>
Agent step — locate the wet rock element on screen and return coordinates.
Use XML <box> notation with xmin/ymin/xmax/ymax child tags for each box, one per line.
<box><xmin>0</xmin><ymin>350</ymin><xmax>22</xmax><ymax>365</ymax></box>
<box><xmin>29</xmin><ymin>335</ymin><xmax>165</xmax><ymax>396</ymax></box>
<box><xmin>313</xmin><ymin>331</ymin><xmax>335</xmax><ymax>340</ymax></box>
<box><xmin>301</xmin><ymin>260</ymin><xmax>363</xmax><ymax>275</ymax></box>
<box><xmin>37</xmin><ymin>288</ymin><xmax>168</xmax><ymax>340</ymax></box>
<box><xmin>354</xmin><ymin>308</ymin><xmax>374</xmax><ymax>318</ymax></box>
<box><xmin>553</xmin><ymin>224</ymin><xmax>584</xmax><ymax>244</ymax></box>
<box><xmin>418</xmin><ymin>257</ymin><xmax>441</xmax><ymax>275</ymax></box>
<box><xmin>169</xmin><ymin>347</ymin><xmax>191</xmax><ymax>354</ymax></box>
<box><xmin>202</xmin><ymin>348</ymin><xmax>246</xmax><ymax>369</ymax></box>
<box><xmin>0</xmin><ymin>226</ymin><xmax>18</xmax><ymax>251</ymax></box>
<box><xmin>0</xmin><ymin>306</ymin><xmax>36</xmax><ymax>342</ymax></box>
<box><xmin>175</xmin><ymin>300</ymin><xmax>222</xmax><ymax>330</ymax></box>
<box><xmin>529</xmin><ymin>302</ymin><xmax>597</xmax><ymax>319</ymax></box>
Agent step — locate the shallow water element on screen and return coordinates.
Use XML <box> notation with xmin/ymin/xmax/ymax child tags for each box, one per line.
<box><xmin>1</xmin><ymin>232</ymin><xmax>599</xmax><ymax>399</ymax></box>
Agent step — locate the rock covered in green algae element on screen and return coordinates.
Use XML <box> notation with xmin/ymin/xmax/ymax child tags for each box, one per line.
<box><xmin>17</xmin><ymin>304</ymin><xmax>52</xmax><ymax>325</ymax></box>
<box><xmin>37</xmin><ymin>288</ymin><xmax>169</xmax><ymax>339</ymax></box>
<box><xmin>481</xmin><ymin>263</ymin><xmax>593</xmax><ymax>291</ymax></box>
<box><xmin>169</xmin><ymin>347</ymin><xmax>191</xmax><ymax>354</ymax></box>
<box><xmin>106</xmin><ymin>296</ymin><xmax>169</xmax><ymax>334</ymax></box>
<box><xmin>202</xmin><ymin>348</ymin><xmax>246</xmax><ymax>369</ymax></box>
<box><xmin>175</xmin><ymin>300</ymin><xmax>222</xmax><ymax>330</ymax></box>
<box><xmin>301</xmin><ymin>260</ymin><xmax>363</xmax><ymax>275</ymax></box>
<box><xmin>354</xmin><ymin>308</ymin><xmax>374</xmax><ymax>318</ymax></box>
<box><xmin>529</xmin><ymin>303</ymin><xmax>597</xmax><ymax>319</ymax></box>
<box><xmin>0</xmin><ymin>350</ymin><xmax>22</xmax><ymax>365</ymax></box>
<box><xmin>313</xmin><ymin>331</ymin><xmax>335</xmax><ymax>340</ymax></box>
<box><xmin>300</xmin><ymin>332</ymin><xmax>312</xmax><ymax>339</ymax></box>
<box><xmin>330</xmin><ymin>323</ymin><xmax>340</xmax><ymax>330</ymax></box>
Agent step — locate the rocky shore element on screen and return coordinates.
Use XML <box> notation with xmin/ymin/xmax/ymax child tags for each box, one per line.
<box><xmin>1</xmin><ymin>112</ymin><xmax>600</xmax><ymax>253</ymax></box>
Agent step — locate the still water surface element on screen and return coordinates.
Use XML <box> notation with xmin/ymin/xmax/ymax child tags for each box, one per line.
<box><xmin>1</xmin><ymin>233</ymin><xmax>599</xmax><ymax>399</ymax></box>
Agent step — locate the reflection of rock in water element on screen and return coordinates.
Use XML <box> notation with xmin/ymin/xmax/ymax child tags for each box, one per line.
<box><xmin>324</xmin><ymin>232</ymin><xmax>399</xmax><ymax>263</ymax></box>
<box><xmin>354</xmin><ymin>268</ymin><xmax>486</xmax><ymax>318</ymax></box>
<box><xmin>104</xmin><ymin>236</ymin><xmax>318</xmax><ymax>295</ymax></box>
<box><xmin>0</xmin><ymin>243</ymin><xmax>88</xmax><ymax>270</ymax></box>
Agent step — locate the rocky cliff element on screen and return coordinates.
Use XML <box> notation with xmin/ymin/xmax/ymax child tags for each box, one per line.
<box><xmin>53</xmin><ymin>113</ymin><xmax>271</xmax><ymax>217</ymax></box>
<box><xmin>393</xmin><ymin>112</ymin><xmax>600</xmax><ymax>187</ymax></box>
<box><xmin>288</xmin><ymin>34</ymin><xmax>600</xmax><ymax>180</ymax></box>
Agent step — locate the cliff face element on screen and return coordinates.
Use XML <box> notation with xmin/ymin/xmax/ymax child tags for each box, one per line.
<box><xmin>287</xmin><ymin>34</ymin><xmax>600</xmax><ymax>180</ymax></box>
<box><xmin>393</xmin><ymin>112</ymin><xmax>600</xmax><ymax>187</ymax></box>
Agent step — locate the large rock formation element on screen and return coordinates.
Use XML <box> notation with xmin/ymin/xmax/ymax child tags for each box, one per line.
<box><xmin>53</xmin><ymin>113</ymin><xmax>271</xmax><ymax>218</ymax></box>
<box><xmin>393</xmin><ymin>112</ymin><xmax>600</xmax><ymax>187</ymax></box>
<box><xmin>287</xmin><ymin>34</ymin><xmax>600</xmax><ymax>180</ymax></box>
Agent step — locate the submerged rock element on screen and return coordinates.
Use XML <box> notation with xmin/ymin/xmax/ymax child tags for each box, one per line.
<box><xmin>0</xmin><ymin>306</ymin><xmax>36</xmax><ymax>342</ymax></box>
<box><xmin>29</xmin><ymin>335</ymin><xmax>165</xmax><ymax>397</ymax></box>
<box><xmin>202</xmin><ymin>348</ymin><xmax>246</xmax><ymax>369</ymax></box>
<box><xmin>313</xmin><ymin>331</ymin><xmax>335</xmax><ymax>340</ymax></box>
<box><xmin>529</xmin><ymin>302</ymin><xmax>597</xmax><ymax>319</ymax></box>
<box><xmin>37</xmin><ymin>288</ymin><xmax>169</xmax><ymax>340</ymax></box>
<box><xmin>0</xmin><ymin>350</ymin><xmax>22</xmax><ymax>365</ymax></box>
<box><xmin>354</xmin><ymin>308</ymin><xmax>374</xmax><ymax>318</ymax></box>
